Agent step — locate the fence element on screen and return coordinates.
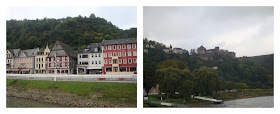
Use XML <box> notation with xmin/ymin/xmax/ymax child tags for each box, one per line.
<box><xmin>6</xmin><ymin>74</ymin><xmax>137</xmax><ymax>83</ymax></box>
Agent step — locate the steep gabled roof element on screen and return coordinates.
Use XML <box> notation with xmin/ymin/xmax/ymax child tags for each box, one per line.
<box><xmin>21</xmin><ymin>48</ymin><xmax>40</xmax><ymax>57</ymax></box>
<box><xmin>8</xmin><ymin>48</ymin><xmax>21</xmax><ymax>55</ymax></box>
<box><xmin>48</xmin><ymin>41</ymin><xmax>77</xmax><ymax>58</ymax></box>
<box><xmin>102</xmin><ymin>38</ymin><xmax>137</xmax><ymax>45</ymax></box>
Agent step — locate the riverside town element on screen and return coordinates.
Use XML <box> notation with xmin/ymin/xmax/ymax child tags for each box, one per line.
<box><xmin>6</xmin><ymin>38</ymin><xmax>137</xmax><ymax>75</ymax></box>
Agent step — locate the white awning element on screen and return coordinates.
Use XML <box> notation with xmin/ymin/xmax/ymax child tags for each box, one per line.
<box><xmin>86</xmin><ymin>66</ymin><xmax>102</xmax><ymax>69</ymax></box>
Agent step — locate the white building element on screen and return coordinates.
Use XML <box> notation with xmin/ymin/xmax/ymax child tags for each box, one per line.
<box><xmin>77</xmin><ymin>43</ymin><xmax>103</xmax><ymax>74</ymax></box>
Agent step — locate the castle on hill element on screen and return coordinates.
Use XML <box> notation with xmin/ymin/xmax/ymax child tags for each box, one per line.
<box><xmin>191</xmin><ymin>45</ymin><xmax>236</xmax><ymax>60</ymax></box>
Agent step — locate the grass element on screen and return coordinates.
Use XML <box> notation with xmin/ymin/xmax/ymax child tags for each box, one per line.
<box><xmin>7</xmin><ymin>79</ymin><xmax>137</xmax><ymax>104</ymax></box>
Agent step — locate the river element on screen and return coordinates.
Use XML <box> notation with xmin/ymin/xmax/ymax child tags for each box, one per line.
<box><xmin>196</xmin><ymin>96</ymin><xmax>274</xmax><ymax>108</ymax></box>
<box><xmin>6</xmin><ymin>97</ymin><xmax>63</xmax><ymax>108</ymax></box>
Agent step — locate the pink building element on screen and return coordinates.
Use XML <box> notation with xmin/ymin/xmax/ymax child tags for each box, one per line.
<box><xmin>12</xmin><ymin>48</ymin><xmax>39</xmax><ymax>74</ymax></box>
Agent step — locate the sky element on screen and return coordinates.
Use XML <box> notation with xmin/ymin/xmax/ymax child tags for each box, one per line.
<box><xmin>144</xmin><ymin>6</ymin><xmax>274</xmax><ymax>57</ymax></box>
<box><xmin>7</xmin><ymin>6</ymin><xmax>137</xmax><ymax>30</ymax></box>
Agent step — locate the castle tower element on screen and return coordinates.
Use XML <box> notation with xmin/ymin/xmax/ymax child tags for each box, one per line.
<box><xmin>215</xmin><ymin>47</ymin><xmax>219</xmax><ymax>53</ymax></box>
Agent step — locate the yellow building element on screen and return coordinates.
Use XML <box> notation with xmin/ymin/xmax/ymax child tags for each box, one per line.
<box><xmin>34</xmin><ymin>44</ymin><xmax>50</xmax><ymax>74</ymax></box>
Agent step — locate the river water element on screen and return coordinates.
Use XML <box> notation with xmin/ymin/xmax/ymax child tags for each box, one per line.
<box><xmin>6</xmin><ymin>97</ymin><xmax>62</xmax><ymax>108</ymax></box>
<box><xmin>196</xmin><ymin>96</ymin><xmax>273</xmax><ymax>108</ymax></box>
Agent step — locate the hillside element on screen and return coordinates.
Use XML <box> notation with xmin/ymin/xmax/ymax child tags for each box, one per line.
<box><xmin>238</xmin><ymin>54</ymin><xmax>274</xmax><ymax>74</ymax></box>
<box><xmin>6</xmin><ymin>13</ymin><xmax>137</xmax><ymax>51</ymax></box>
<box><xmin>144</xmin><ymin>38</ymin><xmax>273</xmax><ymax>90</ymax></box>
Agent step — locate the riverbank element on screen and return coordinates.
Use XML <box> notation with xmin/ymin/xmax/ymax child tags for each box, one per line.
<box><xmin>144</xmin><ymin>89</ymin><xmax>273</xmax><ymax>107</ymax></box>
<box><xmin>7</xmin><ymin>79</ymin><xmax>137</xmax><ymax>107</ymax></box>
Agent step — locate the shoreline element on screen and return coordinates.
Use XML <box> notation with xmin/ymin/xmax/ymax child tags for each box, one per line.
<box><xmin>7</xmin><ymin>86</ymin><xmax>136</xmax><ymax>107</ymax></box>
<box><xmin>188</xmin><ymin>95</ymin><xmax>273</xmax><ymax>107</ymax></box>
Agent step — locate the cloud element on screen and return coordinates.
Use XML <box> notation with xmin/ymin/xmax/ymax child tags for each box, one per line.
<box><xmin>144</xmin><ymin>6</ymin><xmax>274</xmax><ymax>57</ymax></box>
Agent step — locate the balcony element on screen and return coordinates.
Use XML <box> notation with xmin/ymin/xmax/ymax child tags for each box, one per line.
<box><xmin>112</xmin><ymin>56</ymin><xmax>118</xmax><ymax>60</ymax></box>
<box><xmin>112</xmin><ymin>63</ymin><xmax>119</xmax><ymax>67</ymax></box>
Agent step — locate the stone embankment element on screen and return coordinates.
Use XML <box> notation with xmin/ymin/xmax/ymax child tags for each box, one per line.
<box><xmin>7</xmin><ymin>86</ymin><xmax>135</xmax><ymax>107</ymax></box>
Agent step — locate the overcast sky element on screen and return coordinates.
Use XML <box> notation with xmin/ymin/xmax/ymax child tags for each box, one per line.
<box><xmin>7</xmin><ymin>6</ymin><xmax>137</xmax><ymax>30</ymax></box>
<box><xmin>144</xmin><ymin>6</ymin><xmax>274</xmax><ymax>57</ymax></box>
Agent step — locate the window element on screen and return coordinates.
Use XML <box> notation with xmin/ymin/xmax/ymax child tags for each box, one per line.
<box><xmin>128</xmin><ymin>59</ymin><xmax>132</xmax><ymax>64</ymax></box>
<box><xmin>118</xmin><ymin>52</ymin><xmax>121</xmax><ymax>57</ymax></box>
<box><xmin>108</xmin><ymin>53</ymin><xmax>112</xmax><ymax>57</ymax></box>
<box><xmin>118</xmin><ymin>45</ymin><xmax>121</xmax><ymax>50</ymax></box>
<box><xmin>130</xmin><ymin>67</ymin><xmax>137</xmax><ymax>72</ymax></box>
<box><xmin>42</xmin><ymin>57</ymin><xmax>43</xmax><ymax>62</ymax></box>
<box><xmin>122</xmin><ymin>44</ymin><xmax>126</xmax><ymax>49</ymax></box>
<box><xmin>113</xmin><ymin>45</ymin><xmax>116</xmax><ymax>50</ymax></box>
<box><xmin>79</xmin><ymin>55</ymin><xmax>82</xmax><ymax>58</ymax></box>
<box><xmin>128</xmin><ymin>51</ymin><xmax>131</xmax><ymax>56</ymax></box>
<box><xmin>132</xmin><ymin>44</ymin><xmax>136</xmax><ymax>49</ymax></box>
<box><xmin>123</xmin><ymin>59</ymin><xmax>127</xmax><ymax>64</ymax></box>
<box><xmin>113</xmin><ymin>59</ymin><xmax>117</xmax><ymax>64</ymax></box>
<box><xmin>123</xmin><ymin>52</ymin><xmax>126</xmax><ymax>57</ymax></box>
<box><xmin>104</xmin><ymin>53</ymin><xmax>107</xmax><ymax>57</ymax></box>
<box><xmin>108</xmin><ymin>45</ymin><xmax>111</xmax><ymax>50</ymax></box>
<box><xmin>37</xmin><ymin>58</ymin><xmax>38</xmax><ymax>62</ymax></box>
<box><xmin>120</xmin><ymin>67</ymin><xmax>126</xmax><ymax>72</ymax></box>
<box><xmin>106</xmin><ymin>68</ymin><xmax>112</xmax><ymax>72</ymax></box>
<box><xmin>42</xmin><ymin>64</ymin><xmax>43</xmax><ymax>68</ymax></box>
<box><xmin>127</xmin><ymin>44</ymin><xmax>131</xmax><ymax>49</ymax></box>
<box><xmin>133</xmin><ymin>51</ymin><xmax>137</xmax><ymax>56</ymax></box>
<box><xmin>113</xmin><ymin>52</ymin><xmax>117</xmax><ymax>56</ymax></box>
<box><xmin>94</xmin><ymin>48</ymin><xmax>98</xmax><ymax>52</ymax></box>
<box><xmin>99</xmin><ymin>60</ymin><xmax>101</xmax><ymax>64</ymax></box>
<box><xmin>39</xmin><ymin>58</ymin><xmax>40</xmax><ymax>62</ymax></box>
<box><xmin>98</xmin><ymin>53</ymin><xmax>101</xmax><ymax>57</ymax></box>
<box><xmin>105</xmin><ymin>60</ymin><xmax>107</xmax><ymax>64</ymax></box>
<box><xmin>95</xmin><ymin>61</ymin><xmax>97</xmax><ymax>64</ymax></box>
<box><xmin>95</xmin><ymin>54</ymin><xmax>97</xmax><ymax>57</ymax></box>
<box><xmin>133</xmin><ymin>58</ymin><xmax>137</xmax><ymax>63</ymax></box>
<box><xmin>82</xmin><ymin>54</ymin><xmax>88</xmax><ymax>58</ymax></box>
<box><xmin>118</xmin><ymin>59</ymin><xmax>122</xmax><ymax>64</ymax></box>
<box><xmin>104</xmin><ymin>46</ymin><xmax>107</xmax><ymax>50</ymax></box>
<box><xmin>109</xmin><ymin>60</ymin><xmax>112</xmax><ymax>64</ymax></box>
<box><xmin>92</xmin><ymin>54</ymin><xmax>94</xmax><ymax>58</ymax></box>
<box><xmin>92</xmin><ymin>61</ymin><xmax>94</xmax><ymax>64</ymax></box>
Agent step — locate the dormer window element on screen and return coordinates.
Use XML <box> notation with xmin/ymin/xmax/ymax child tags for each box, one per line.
<box><xmin>84</xmin><ymin>49</ymin><xmax>90</xmax><ymax>52</ymax></box>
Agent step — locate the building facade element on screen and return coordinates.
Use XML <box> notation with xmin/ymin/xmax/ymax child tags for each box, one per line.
<box><xmin>6</xmin><ymin>49</ymin><xmax>21</xmax><ymax>73</ymax></box>
<box><xmin>34</xmin><ymin>44</ymin><xmax>50</xmax><ymax>74</ymax></box>
<box><xmin>12</xmin><ymin>48</ymin><xmax>39</xmax><ymax>74</ymax></box>
<box><xmin>47</xmin><ymin>41</ymin><xmax>77</xmax><ymax>74</ymax></box>
<box><xmin>77</xmin><ymin>43</ymin><xmax>103</xmax><ymax>74</ymax></box>
<box><xmin>102</xmin><ymin>38</ymin><xmax>137</xmax><ymax>74</ymax></box>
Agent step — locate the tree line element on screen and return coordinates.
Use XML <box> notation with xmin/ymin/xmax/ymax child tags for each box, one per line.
<box><xmin>7</xmin><ymin>13</ymin><xmax>137</xmax><ymax>51</ymax></box>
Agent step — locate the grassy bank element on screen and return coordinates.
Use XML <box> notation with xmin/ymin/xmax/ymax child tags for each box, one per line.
<box><xmin>7</xmin><ymin>79</ymin><xmax>137</xmax><ymax>107</ymax></box>
<box><xmin>144</xmin><ymin>89</ymin><xmax>273</xmax><ymax>107</ymax></box>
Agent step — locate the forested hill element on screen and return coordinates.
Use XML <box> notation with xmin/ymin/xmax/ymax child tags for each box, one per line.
<box><xmin>238</xmin><ymin>54</ymin><xmax>274</xmax><ymax>74</ymax></box>
<box><xmin>144</xmin><ymin>38</ymin><xmax>273</xmax><ymax>90</ymax></box>
<box><xmin>6</xmin><ymin>13</ymin><xmax>137</xmax><ymax>51</ymax></box>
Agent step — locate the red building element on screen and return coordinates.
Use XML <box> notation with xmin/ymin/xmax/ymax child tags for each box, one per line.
<box><xmin>102</xmin><ymin>38</ymin><xmax>137</xmax><ymax>74</ymax></box>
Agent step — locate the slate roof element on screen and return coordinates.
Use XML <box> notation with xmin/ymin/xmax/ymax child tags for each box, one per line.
<box><xmin>48</xmin><ymin>41</ymin><xmax>77</xmax><ymax>58</ymax></box>
<box><xmin>79</xmin><ymin>43</ymin><xmax>102</xmax><ymax>53</ymax></box>
<box><xmin>173</xmin><ymin>47</ymin><xmax>183</xmax><ymax>50</ymax></box>
<box><xmin>102</xmin><ymin>38</ymin><xmax>137</xmax><ymax>45</ymax></box>
<box><xmin>14</xmin><ymin>48</ymin><xmax>39</xmax><ymax>57</ymax></box>
<box><xmin>8</xmin><ymin>48</ymin><xmax>21</xmax><ymax>55</ymax></box>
